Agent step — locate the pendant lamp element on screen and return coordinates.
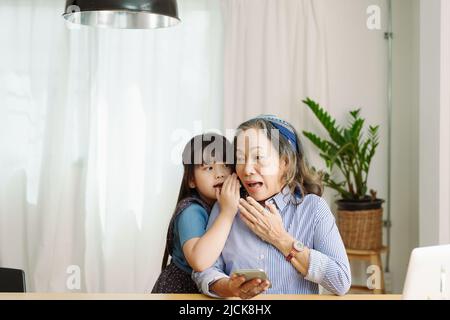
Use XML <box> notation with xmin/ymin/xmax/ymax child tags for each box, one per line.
<box><xmin>63</xmin><ymin>0</ymin><xmax>180</xmax><ymax>29</ymax></box>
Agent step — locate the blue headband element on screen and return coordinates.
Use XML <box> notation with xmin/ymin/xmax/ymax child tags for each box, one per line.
<box><xmin>255</xmin><ymin>115</ymin><xmax>299</xmax><ymax>153</ymax></box>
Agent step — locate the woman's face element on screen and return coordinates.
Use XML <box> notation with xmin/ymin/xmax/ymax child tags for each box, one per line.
<box><xmin>235</xmin><ymin>128</ymin><xmax>287</xmax><ymax>202</ymax></box>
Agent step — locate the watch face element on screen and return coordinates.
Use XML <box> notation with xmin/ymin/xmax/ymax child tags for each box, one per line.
<box><xmin>293</xmin><ymin>241</ymin><xmax>304</xmax><ymax>252</ymax></box>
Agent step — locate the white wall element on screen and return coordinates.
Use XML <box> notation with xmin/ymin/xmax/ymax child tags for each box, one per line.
<box><xmin>320</xmin><ymin>0</ymin><xmax>419</xmax><ymax>293</ymax></box>
<box><xmin>444</xmin><ymin>0</ymin><xmax>450</xmax><ymax>244</ymax></box>
<box><xmin>419</xmin><ymin>0</ymin><xmax>450</xmax><ymax>246</ymax></box>
<box><xmin>439</xmin><ymin>0</ymin><xmax>450</xmax><ymax>245</ymax></box>
<box><xmin>323</xmin><ymin>0</ymin><xmax>388</xmax><ymax>200</ymax></box>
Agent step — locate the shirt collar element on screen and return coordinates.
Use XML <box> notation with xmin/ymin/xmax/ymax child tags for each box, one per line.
<box><xmin>266</xmin><ymin>185</ymin><xmax>297</xmax><ymax>212</ymax></box>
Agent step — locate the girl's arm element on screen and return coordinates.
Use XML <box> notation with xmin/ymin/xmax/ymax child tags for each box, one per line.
<box><xmin>183</xmin><ymin>174</ymin><xmax>240</xmax><ymax>272</ymax></box>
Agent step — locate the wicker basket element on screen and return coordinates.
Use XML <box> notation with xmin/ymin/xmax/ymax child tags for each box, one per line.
<box><xmin>337</xmin><ymin>208</ymin><xmax>383</xmax><ymax>250</ymax></box>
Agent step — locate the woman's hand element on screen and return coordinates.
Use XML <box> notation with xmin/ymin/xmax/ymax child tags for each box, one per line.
<box><xmin>238</xmin><ymin>196</ymin><xmax>288</xmax><ymax>245</ymax></box>
<box><xmin>216</xmin><ymin>173</ymin><xmax>241</xmax><ymax>217</ymax></box>
<box><xmin>224</xmin><ymin>274</ymin><xmax>271</xmax><ymax>299</ymax></box>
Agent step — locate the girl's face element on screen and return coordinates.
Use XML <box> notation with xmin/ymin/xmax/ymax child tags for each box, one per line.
<box><xmin>189</xmin><ymin>162</ymin><xmax>232</xmax><ymax>205</ymax></box>
<box><xmin>235</xmin><ymin>128</ymin><xmax>287</xmax><ymax>202</ymax></box>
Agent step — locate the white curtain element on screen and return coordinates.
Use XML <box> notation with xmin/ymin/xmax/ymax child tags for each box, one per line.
<box><xmin>0</xmin><ymin>0</ymin><xmax>223</xmax><ymax>292</ymax></box>
<box><xmin>0</xmin><ymin>0</ymin><xmax>329</xmax><ymax>293</ymax></box>
<box><xmin>221</xmin><ymin>0</ymin><xmax>329</xmax><ymax>210</ymax></box>
<box><xmin>221</xmin><ymin>0</ymin><xmax>329</xmax><ymax>135</ymax></box>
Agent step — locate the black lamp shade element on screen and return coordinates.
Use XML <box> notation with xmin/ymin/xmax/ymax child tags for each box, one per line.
<box><xmin>63</xmin><ymin>0</ymin><xmax>180</xmax><ymax>29</ymax></box>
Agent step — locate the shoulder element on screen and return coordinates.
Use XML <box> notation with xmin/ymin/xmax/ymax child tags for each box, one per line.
<box><xmin>299</xmin><ymin>194</ymin><xmax>333</xmax><ymax>223</ymax></box>
<box><xmin>177</xmin><ymin>203</ymin><xmax>209</xmax><ymax>223</ymax></box>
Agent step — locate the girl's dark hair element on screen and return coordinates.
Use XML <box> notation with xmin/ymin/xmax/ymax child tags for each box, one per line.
<box><xmin>176</xmin><ymin>133</ymin><xmax>234</xmax><ymax>202</ymax></box>
<box><xmin>161</xmin><ymin>133</ymin><xmax>233</xmax><ymax>270</ymax></box>
<box><xmin>235</xmin><ymin>118</ymin><xmax>323</xmax><ymax>202</ymax></box>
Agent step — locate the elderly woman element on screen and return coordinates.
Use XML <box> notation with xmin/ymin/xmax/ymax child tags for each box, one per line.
<box><xmin>192</xmin><ymin>115</ymin><xmax>351</xmax><ymax>299</ymax></box>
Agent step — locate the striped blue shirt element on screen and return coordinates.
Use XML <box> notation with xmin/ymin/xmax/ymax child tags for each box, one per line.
<box><xmin>192</xmin><ymin>187</ymin><xmax>351</xmax><ymax>296</ymax></box>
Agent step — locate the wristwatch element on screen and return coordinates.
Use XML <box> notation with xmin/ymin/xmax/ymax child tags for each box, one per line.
<box><xmin>285</xmin><ymin>240</ymin><xmax>305</xmax><ymax>262</ymax></box>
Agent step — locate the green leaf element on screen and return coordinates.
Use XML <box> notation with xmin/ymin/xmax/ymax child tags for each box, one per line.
<box><xmin>349</xmin><ymin>109</ymin><xmax>361</xmax><ymax>119</ymax></box>
<box><xmin>301</xmin><ymin>98</ymin><xmax>380</xmax><ymax>200</ymax></box>
<box><xmin>302</xmin><ymin>98</ymin><xmax>346</xmax><ymax>146</ymax></box>
<box><xmin>302</xmin><ymin>131</ymin><xmax>330</xmax><ymax>154</ymax></box>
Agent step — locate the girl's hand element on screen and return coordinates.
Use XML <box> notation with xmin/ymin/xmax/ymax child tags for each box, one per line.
<box><xmin>238</xmin><ymin>196</ymin><xmax>288</xmax><ymax>245</ymax></box>
<box><xmin>216</xmin><ymin>173</ymin><xmax>240</xmax><ymax>217</ymax></box>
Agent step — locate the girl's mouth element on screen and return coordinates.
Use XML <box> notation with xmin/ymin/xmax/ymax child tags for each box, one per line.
<box><xmin>213</xmin><ymin>182</ymin><xmax>224</xmax><ymax>189</ymax></box>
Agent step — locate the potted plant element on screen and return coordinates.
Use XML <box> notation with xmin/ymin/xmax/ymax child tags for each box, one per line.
<box><xmin>302</xmin><ymin>98</ymin><xmax>384</xmax><ymax>250</ymax></box>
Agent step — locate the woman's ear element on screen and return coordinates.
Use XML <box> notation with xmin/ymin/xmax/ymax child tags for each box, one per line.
<box><xmin>279</xmin><ymin>156</ymin><xmax>289</xmax><ymax>171</ymax></box>
<box><xmin>188</xmin><ymin>177</ymin><xmax>196</xmax><ymax>189</ymax></box>
<box><xmin>278</xmin><ymin>156</ymin><xmax>289</xmax><ymax>182</ymax></box>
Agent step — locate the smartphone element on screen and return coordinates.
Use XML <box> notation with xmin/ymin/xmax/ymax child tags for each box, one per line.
<box><xmin>230</xmin><ymin>269</ymin><xmax>272</xmax><ymax>288</ymax></box>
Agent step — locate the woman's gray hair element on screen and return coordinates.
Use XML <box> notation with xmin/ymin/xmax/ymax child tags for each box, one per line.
<box><xmin>235</xmin><ymin>117</ymin><xmax>323</xmax><ymax>202</ymax></box>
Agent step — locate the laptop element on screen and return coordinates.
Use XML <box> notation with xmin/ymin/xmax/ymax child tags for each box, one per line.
<box><xmin>402</xmin><ymin>244</ymin><xmax>450</xmax><ymax>300</ymax></box>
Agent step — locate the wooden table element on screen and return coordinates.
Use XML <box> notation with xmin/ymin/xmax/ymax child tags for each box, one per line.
<box><xmin>0</xmin><ymin>293</ymin><xmax>402</xmax><ymax>300</ymax></box>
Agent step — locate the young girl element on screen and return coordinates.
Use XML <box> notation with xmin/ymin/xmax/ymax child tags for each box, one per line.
<box><xmin>152</xmin><ymin>133</ymin><xmax>240</xmax><ymax>293</ymax></box>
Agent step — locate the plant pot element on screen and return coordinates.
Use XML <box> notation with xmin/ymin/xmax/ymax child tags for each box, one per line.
<box><xmin>336</xmin><ymin>198</ymin><xmax>384</xmax><ymax>250</ymax></box>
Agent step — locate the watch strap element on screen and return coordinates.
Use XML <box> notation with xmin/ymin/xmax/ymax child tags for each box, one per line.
<box><xmin>285</xmin><ymin>248</ymin><xmax>298</xmax><ymax>262</ymax></box>
<box><xmin>285</xmin><ymin>240</ymin><xmax>304</xmax><ymax>262</ymax></box>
